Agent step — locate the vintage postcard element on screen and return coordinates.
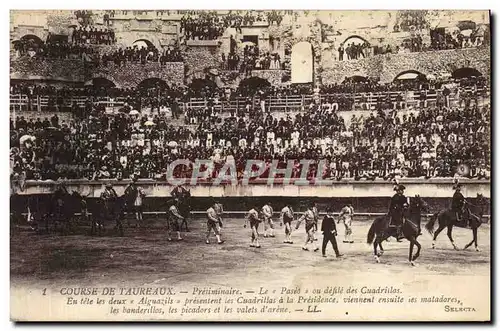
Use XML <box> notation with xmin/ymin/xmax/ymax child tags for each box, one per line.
<box><xmin>9</xmin><ymin>9</ymin><xmax>491</xmax><ymax>321</ymax></box>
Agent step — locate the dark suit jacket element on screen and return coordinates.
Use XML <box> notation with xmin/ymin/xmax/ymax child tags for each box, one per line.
<box><xmin>321</xmin><ymin>215</ymin><xmax>337</xmax><ymax>234</ymax></box>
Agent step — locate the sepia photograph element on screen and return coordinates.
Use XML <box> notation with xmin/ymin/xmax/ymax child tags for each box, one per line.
<box><xmin>8</xmin><ymin>8</ymin><xmax>491</xmax><ymax>322</ymax></box>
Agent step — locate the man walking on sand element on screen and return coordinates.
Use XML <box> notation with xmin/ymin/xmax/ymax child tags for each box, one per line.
<box><xmin>338</xmin><ymin>202</ymin><xmax>355</xmax><ymax>243</ymax></box>
<box><xmin>322</xmin><ymin>207</ymin><xmax>344</xmax><ymax>258</ymax></box>
<box><xmin>280</xmin><ymin>203</ymin><xmax>294</xmax><ymax>244</ymax></box>
<box><xmin>245</xmin><ymin>203</ymin><xmax>262</xmax><ymax>248</ymax></box>
<box><xmin>296</xmin><ymin>203</ymin><xmax>319</xmax><ymax>252</ymax></box>
<box><xmin>206</xmin><ymin>202</ymin><xmax>224</xmax><ymax>245</ymax></box>
<box><xmin>262</xmin><ymin>202</ymin><xmax>275</xmax><ymax>238</ymax></box>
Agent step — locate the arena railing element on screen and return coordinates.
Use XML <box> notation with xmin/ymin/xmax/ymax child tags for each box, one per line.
<box><xmin>9</xmin><ymin>95</ymin><xmax>128</xmax><ymax>112</ymax></box>
<box><xmin>185</xmin><ymin>87</ymin><xmax>487</xmax><ymax>113</ymax></box>
<box><xmin>10</xmin><ymin>86</ymin><xmax>488</xmax><ymax>113</ymax></box>
<box><xmin>10</xmin><ymin>177</ymin><xmax>491</xmax><ymax>219</ymax></box>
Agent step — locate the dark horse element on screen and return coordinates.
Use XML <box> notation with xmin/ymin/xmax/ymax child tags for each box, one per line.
<box><xmin>367</xmin><ymin>195</ymin><xmax>429</xmax><ymax>266</ymax></box>
<box><xmin>72</xmin><ymin>192</ymin><xmax>126</xmax><ymax>236</ymax></box>
<box><xmin>425</xmin><ymin>193</ymin><xmax>488</xmax><ymax>251</ymax></box>
<box><xmin>10</xmin><ymin>193</ymin><xmax>28</xmax><ymax>237</ymax></box>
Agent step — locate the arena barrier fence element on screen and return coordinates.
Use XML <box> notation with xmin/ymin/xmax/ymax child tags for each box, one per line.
<box><xmin>10</xmin><ymin>86</ymin><xmax>488</xmax><ymax>113</ymax></box>
<box><xmin>10</xmin><ymin>211</ymin><xmax>491</xmax><ymax>222</ymax></box>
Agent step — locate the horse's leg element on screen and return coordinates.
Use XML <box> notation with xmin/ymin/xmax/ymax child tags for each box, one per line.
<box><xmin>117</xmin><ymin>217</ymin><xmax>124</xmax><ymax>236</ymax></box>
<box><xmin>117</xmin><ymin>211</ymin><xmax>125</xmax><ymax>236</ymax></box>
<box><xmin>98</xmin><ymin>218</ymin><xmax>103</xmax><ymax>236</ymax></box>
<box><xmin>446</xmin><ymin>225</ymin><xmax>459</xmax><ymax>250</ymax></box>
<box><xmin>464</xmin><ymin>226</ymin><xmax>476</xmax><ymax>250</ymax></box>
<box><xmin>378</xmin><ymin>241</ymin><xmax>384</xmax><ymax>255</ymax></box>
<box><xmin>412</xmin><ymin>238</ymin><xmax>422</xmax><ymax>262</ymax></box>
<box><xmin>373</xmin><ymin>238</ymin><xmax>380</xmax><ymax>263</ymax></box>
<box><xmin>90</xmin><ymin>216</ymin><xmax>95</xmax><ymax>236</ymax></box>
<box><xmin>184</xmin><ymin>213</ymin><xmax>190</xmax><ymax>232</ymax></box>
<box><xmin>409</xmin><ymin>241</ymin><xmax>414</xmax><ymax>265</ymax></box>
<box><xmin>45</xmin><ymin>213</ymin><xmax>50</xmax><ymax>234</ymax></box>
<box><xmin>432</xmin><ymin>223</ymin><xmax>447</xmax><ymax>249</ymax></box>
<box><xmin>473</xmin><ymin>227</ymin><xmax>480</xmax><ymax>251</ymax></box>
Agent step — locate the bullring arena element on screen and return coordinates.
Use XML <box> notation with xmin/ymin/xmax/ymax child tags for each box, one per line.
<box><xmin>10</xmin><ymin>10</ymin><xmax>491</xmax><ymax>321</ymax></box>
<box><xmin>10</xmin><ymin>180</ymin><xmax>491</xmax><ymax>307</ymax></box>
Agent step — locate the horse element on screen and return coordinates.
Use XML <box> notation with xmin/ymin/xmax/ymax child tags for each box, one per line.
<box><xmin>425</xmin><ymin>193</ymin><xmax>489</xmax><ymax>251</ymax></box>
<box><xmin>367</xmin><ymin>195</ymin><xmax>429</xmax><ymax>266</ymax></box>
<box><xmin>10</xmin><ymin>193</ymin><xmax>25</xmax><ymax>237</ymax></box>
<box><xmin>24</xmin><ymin>186</ymin><xmax>78</xmax><ymax>235</ymax></box>
<box><xmin>174</xmin><ymin>190</ymin><xmax>192</xmax><ymax>232</ymax></box>
<box><xmin>72</xmin><ymin>191</ymin><xmax>126</xmax><ymax>236</ymax></box>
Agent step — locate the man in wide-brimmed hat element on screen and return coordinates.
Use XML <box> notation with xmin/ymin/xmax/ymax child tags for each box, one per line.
<box><xmin>388</xmin><ymin>184</ymin><xmax>408</xmax><ymax>241</ymax></box>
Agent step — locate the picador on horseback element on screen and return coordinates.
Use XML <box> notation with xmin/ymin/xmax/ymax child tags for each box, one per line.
<box><xmin>451</xmin><ymin>181</ymin><xmax>467</xmax><ymax>227</ymax></box>
<box><xmin>388</xmin><ymin>184</ymin><xmax>408</xmax><ymax>241</ymax></box>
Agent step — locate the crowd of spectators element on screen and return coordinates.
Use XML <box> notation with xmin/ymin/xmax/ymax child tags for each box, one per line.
<box><xmin>96</xmin><ymin>44</ymin><xmax>183</xmax><ymax>67</ymax></box>
<box><xmin>11</xmin><ymin>74</ymin><xmax>487</xmax><ymax>115</ymax></box>
<box><xmin>180</xmin><ymin>11</ymin><xmax>283</xmax><ymax>41</ymax></box>
<box><xmin>14</xmin><ymin>38</ymin><xmax>98</xmax><ymax>60</ymax></box>
<box><xmin>320</xmin><ymin>76</ymin><xmax>487</xmax><ymax>95</ymax></box>
<box><xmin>71</xmin><ymin>26</ymin><xmax>115</xmax><ymax>45</ymax></box>
<box><xmin>10</xmin><ymin>83</ymin><xmax>187</xmax><ymax>113</ymax></box>
<box><xmin>10</xmin><ymin>85</ymin><xmax>490</xmax><ymax>182</ymax></box>
<box><xmin>338</xmin><ymin>42</ymin><xmax>371</xmax><ymax>61</ymax></box>
<box><xmin>180</xmin><ymin>12</ymin><xmax>227</xmax><ymax>40</ymax></box>
<box><xmin>74</xmin><ymin>10</ymin><xmax>93</xmax><ymax>26</ymax></box>
<box><xmin>338</xmin><ymin>25</ymin><xmax>487</xmax><ymax>61</ymax></box>
<box><xmin>222</xmin><ymin>49</ymin><xmax>281</xmax><ymax>72</ymax></box>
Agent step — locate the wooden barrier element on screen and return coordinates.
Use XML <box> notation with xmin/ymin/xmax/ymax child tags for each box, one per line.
<box><xmin>11</xmin><ymin>86</ymin><xmax>488</xmax><ymax>114</ymax></box>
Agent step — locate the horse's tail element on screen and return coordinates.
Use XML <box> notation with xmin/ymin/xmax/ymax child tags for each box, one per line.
<box><xmin>367</xmin><ymin>219</ymin><xmax>377</xmax><ymax>244</ymax></box>
<box><xmin>425</xmin><ymin>212</ymin><xmax>438</xmax><ymax>235</ymax></box>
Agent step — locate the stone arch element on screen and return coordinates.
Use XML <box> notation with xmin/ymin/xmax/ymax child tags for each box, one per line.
<box><xmin>13</xmin><ymin>26</ymin><xmax>48</xmax><ymax>44</ymax></box>
<box><xmin>341</xmin><ymin>35</ymin><xmax>370</xmax><ymax>46</ymax></box>
<box><xmin>291</xmin><ymin>41</ymin><xmax>314</xmax><ymax>84</ymax></box>
<box><xmin>451</xmin><ymin>67</ymin><xmax>483</xmax><ymax>79</ymax></box>
<box><xmin>132</xmin><ymin>39</ymin><xmax>155</xmax><ymax>49</ymax></box>
<box><xmin>20</xmin><ymin>34</ymin><xmax>44</xmax><ymax>45</ymax></box>
<box><xmin>137</xmin><ymin>78</ymin><xmax>169</xmax><ymax>90</ymax></box>
<box><xmin>393</xmin><ymin>70</ymin><xmax>428</xmax><ymax>82</ymax></box>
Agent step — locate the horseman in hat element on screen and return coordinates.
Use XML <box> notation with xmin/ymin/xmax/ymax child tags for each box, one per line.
<box><xmin>388</xmin><ymin>183</ymin><xmax>408</xmax><ymax>241</ymax></box>
<box><xmin>451</xmin><ymin>180</ymin><xmax>467</xmax><ymax>226</ymax></box>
